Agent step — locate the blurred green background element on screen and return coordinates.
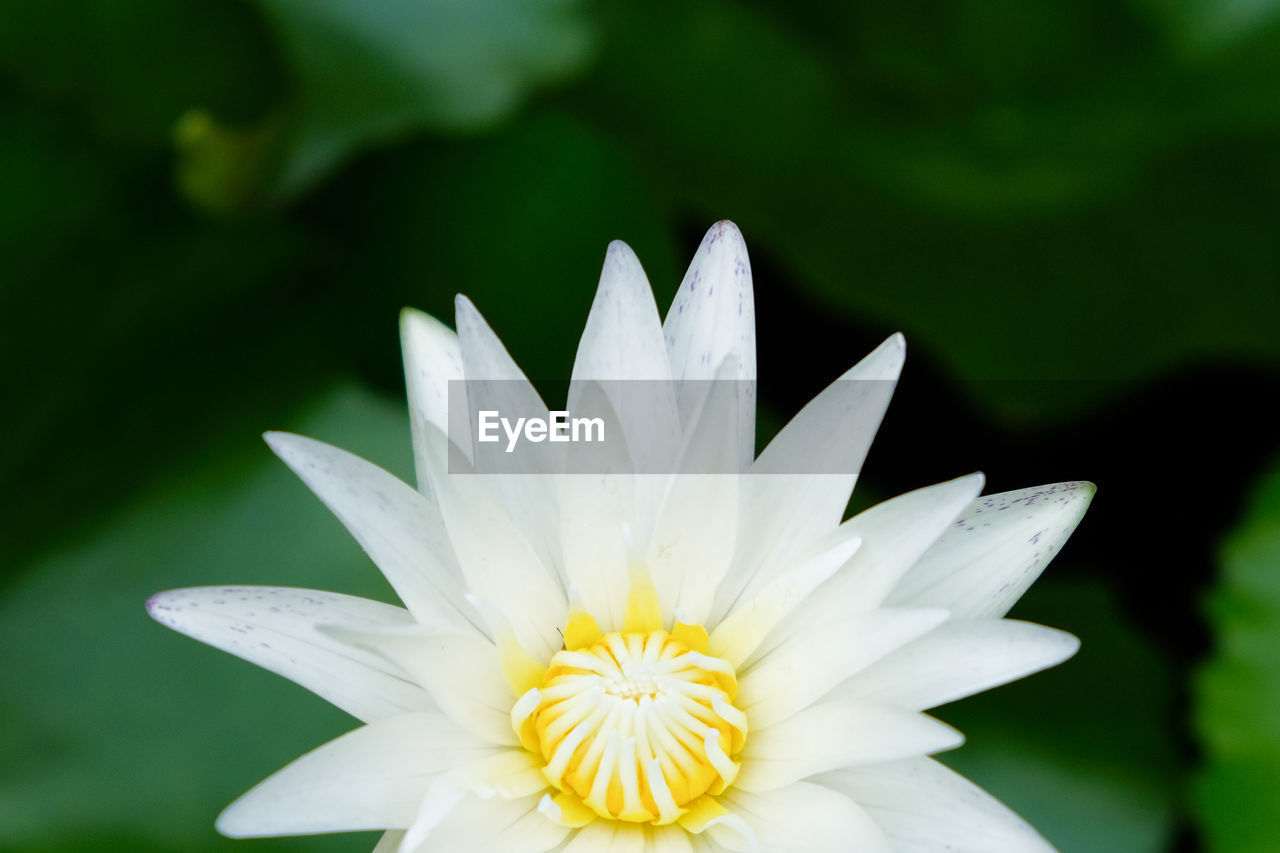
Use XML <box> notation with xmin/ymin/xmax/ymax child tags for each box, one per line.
<box><xmin>2</xmin><ymin>1</ymin><xmax>1279</xmax><ymax>851</ymax></box>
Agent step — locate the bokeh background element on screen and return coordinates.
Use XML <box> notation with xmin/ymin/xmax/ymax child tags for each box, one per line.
<box><xmin>3</xmin><ymin>1</ymin><xmax>1280</xmax><ymax>851</ymax></box>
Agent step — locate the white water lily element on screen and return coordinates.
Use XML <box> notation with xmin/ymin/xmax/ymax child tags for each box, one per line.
<box><xmin>148</xmin><ymin>221</ymin><xmax>1093</xmax><ymax>852</ymax></box>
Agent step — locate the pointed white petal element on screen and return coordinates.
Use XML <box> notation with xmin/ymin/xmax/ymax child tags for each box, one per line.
<box><xmin>819</xmin><ymin>757</ymin><xmax>1056</xmax><ymax>852</ymax></box>
<box><xmin>559</xmin><ymin>471</ymin><xmax>632</xmax><ymax>632</ymax></box>
<box><xmin>264</xmin><ymin>432</ymin><xmax>479</xmax><ymax>632</ymax></box>
<box><xmin>412</xmin><ymin>417</ymin><xmax>568</xmax><ymax>658</ymax></box>
<box><xmin>888</xmin><ymin>481</ymin><xmax>1094</xmax><ymax>618</ymax></box>
<box><xmin>647</xmin><ymin>468</ymin><xmax>738</xmax><ymax>627</ymax></box>
<box><xmin>569</xmin><ymin>241</ymin><xmax>680</xmax><ymax>534</ymax></box>
<box><xmin>710</xmin><ymin>335</ymin><xmax>905</xmax><ymax>625</ymax></box>
<box><xmin>662</xmin><ymin>221</ymin><xmax>756</xmax><ymax>471</ymax></box>
<box><xmin>325</xmin><ymin>624</ymin><xmax>517</xmax><ymax>746</ymax></box>
<box><xmin>398</xmin><ymin>750</ymin><xmax>550</xmax><ymax>851</ymax></box>
<box><xmin>454</xmin><ymin>295</ymin><xmax>562</xmax><ymax>573</ymax></box>
<box><xmin>454</xmin><ymin>294</ymin><xmax>544</xmax><ymax>386</ymax></box>
<box><xmin>737</xmin><ymin>608</ymin><xmax>948</xmax><ymax>729</ymax></box>
<box><xmin>401</xmin><ymin>308</ymin><xmax>466</xmax><ymax>490</ymax></box>
<box><xmin>147</xmin><ymin>586</ymin><xmax>430</xmax><ymax>722</ymax></box>
<box><xmin>645</xmin><ymin>358</ymin><xmax>744</xmax><ymax>623</ymax></box>
<box><xmin>837</xmin><ymin>619</ymin><xmax>1080</xmax><ymax>710</ymax></box>
<box><xmin>572</xmin><ymin>240</ymin><xmax>671</xmax><ymax>382</ymax></box>
<box><xmin>402</xmin><ymin>793</ymin><xmax>566</xmax><ymax>853</ymax></box>
<box><xmin>716</xmin><ymin>782</ymin><xmax>893</xmax><ymax>852</ymax></box>
<box><xmin>216</xmin><ymin>712</ymin><xmax>493</xmax><ymax>837</ymax></box>
<box><xmin>736</xmin><ymin>700</ymin><xmax>963</xmax><ymax>792</ymax></box>
<box><xmin>749</xmin><ymin>474</ymin><xmax>984</xmax><ymax>664</ymax></box>
<box><xmin>709</xmin><ymin>533</ymin><xmax>862</xmax><ymax>669</ymax></box>
<box><xmin>832</xmin><ymin>472</ymin><xmax>986</xmax><ymax>609</ymax></box>
<box><xmin>429</xmin><ymin>457</ymin><xmax>568</xmax><ymax>661</ymax></box>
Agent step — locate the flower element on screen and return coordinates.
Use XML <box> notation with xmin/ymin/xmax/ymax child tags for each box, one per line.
<box><xmin>148</xmin><ymin>221</ymin><xmax>1093</xmax><ymax>852</ymax></box>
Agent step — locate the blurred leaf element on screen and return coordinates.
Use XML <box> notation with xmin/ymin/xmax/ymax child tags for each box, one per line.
<box><xmin>314</xmin><ymin>111</ymin><xmax>678</xmax><ymax>385</ymax></box>
<box><xmin>938</xmin><ymin>577</ymin><xmax>1179</xmax><ymax>853</ymax></box>
<box><xmin>1194</xmin><ymin>456</ymin><xmax>1280</xmax><ymax>852</ymax></box>
<box><xmin>0</xmin><ymin>0</ymin><xmax>284</xmax><ymax>143</ymax></box>
<box><xmin>574</xmin><ymin>0</ymin><xmax>1280</xmax><ymax>418</ymax></box>
<box><xmin>0</xmin><ymin>99</ymin><xmax>132</xmax><ymax>278</ymax></box>
<box><xmin>250</xmin><ymin>0</ymin><xmax>595</xmax><ymax>198</ymax></box>
<box><xmin>1137</xmin><ymin>0</ymin><xmax>1280</xmax><ymax>57</ymax></box>
<box><xmin>0</xmin><ymin>385</ymin><xmax>406</xmax><ymax>851</ymax></box>
<box><xmin>175</xmin><ymin>108</ymin><xmax>288</xmax><ymax>215</ymax></box>
<box><xmin>0</xmin><ymin>96</ymin><xmax>352</xmax><ymax>578</ymax></box>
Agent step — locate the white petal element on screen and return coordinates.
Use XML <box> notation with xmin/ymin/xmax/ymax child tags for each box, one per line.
<box><xmin>648</xmin><ymin>465</ymin><xmax>738</xmax><ymax>628</ymax></box>
<box><xmin>709</xmin><ymin>336</ymin><xmax>904</xmax><ymax>627</ymax></box>
<box><xmin>398</xmin><ymin>750</ymin><xmax>550</xmax><ymax>850</ymax></box>
<box><xmin>649</xmin><ymin>824</ymin><xmax>698</xmax><ymax>853</ymax></box>
<box><xmin>569</xmin><ymin>242</ymin><xmax>680</xmax><ymax>475</ymax></box>
<box><xmin>709</xmin><ymin>533</ymin><xmax>862</xmax><ymax>669</ymax></box>
<box><xmin>737</xmin><ymin>608</ymin><xmax>948</xmax><ymax>729</ymax></box>
<box><xmin>662</xmin><ymin>221</ymin><xmax>756</xmax><ymax>471</ymax></box>
<box><xmin>888</xmin><ymin>481</ymin><xmax>1095</xmax><ymax>618</ymax></box>
<box><xmin>645</xmin><ymin>359</ymin><xmax>744</xmax><ymax>622</ymax></box>
<box><xmin>325</xmin><ymin>624</ymin><xmax>517</xmax><ymax>746</ymax></box>
<box><xmin>428</xmin><ymin>452</ymin><xmax>568</xmax><ymax>661</ymax></box>
<box><xmin>264</xmin><ymin>432</ymin><xmax>479</xmax><ymax>633</ymax></box>
<box><xmin>749</xmin><ymin>474</ymin><xmax>984</xmax><ymax>664</ymax></box>
<box><xmin>454</xmin><ymin>295</ymin><xmax>563</xmax><ymax>573</ymax></box>
<box><xmin>403</xmin><ymin>793</ymin><xmax>566</xmax><ymax>853</ymax></box>
<box><xmin>572</xmin><ymin>241</ymin><xmax>671</xmax><ymax>382</ymax></box>
<box><xmin>559</xmin><ymin>471</ymin><xmax>632</xmax><ymax>632</ymax></box>
<box><xmin>563</xmin><ymin>822</ymin><xmax>645</xmax><ymax>853</ymax></box>
<box><xmin>832</xmin><ymin>472</ymin><xmax>986</xmax><ymax>609</ymax></box>
<box><xmin>716</xmin><ymin>782</ymin><xmax>893</xmax><ymax>853</ymax></box>
<box><xmin>819</xmin><ymin>757</ymin><xmax>1056</xmax><ymax>852</ymax></box>
<box><xmin>216</xmin><ymin>712</ymin><xmax>494</xmax><ymax>837</ymax></box>
<box><xmin>736</xmin><ymin>700</ymin><xmax>962</xmax><ymax>792</ymax></box>
<box><xmin>401</xmin><ymin>308</ymin><xmax>466</xmax><ymax>490</ymax></box>
<box><xmin>836</xmin><ymin>619</ymin><xmax>1080</xmax><ymax>710</ymax></box>
<box><xmin>569</xmin><ymin>243</ymin><xmax>681</xmax><ymax>538</ymax></box>
<box><xmin>146</xmin><ymin>586</ymin><xmax>430</xmax><ymax>722</ymax></box>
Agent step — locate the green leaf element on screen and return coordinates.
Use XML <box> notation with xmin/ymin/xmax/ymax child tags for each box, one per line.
<box><xmin>0</xmin><ymin>0</ymin><xmax>284</xmax><ymax>143</ymax></box>
<box><xmin>251</xmin><ymin>0</ymin><xmax>595</xmax><ymax>197</ymax></box>
<box><xmin>317</xmin><ymin>111</ymin><xmax>678</xmax><ymax>385</ymax></box>
<box><xmin>0</xmin><ymin>98</ymin><xmax>332</xmax><ymax>578</ymax></box>
<box><xmin>1194</xmin><ymin>458</ymin><xmax>1280</xmax><ymax>852</ymax></box>
<box><xmin>0</xmin><ymin>386</ymin><xmax>408</xmax><ymax>850</ymax></box>
<box><xmin>938</xmin><ymin>578</ymin><xmax>1180</xmax><ymax>853</ymax></box>
<box><xmin>1136</xmin><ymin>0</ymin><xmax>1280</xmax><ymax>57</ymax></box>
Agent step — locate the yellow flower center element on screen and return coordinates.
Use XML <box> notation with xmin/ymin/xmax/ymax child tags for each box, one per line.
<box><xmin>531</xmin><ymin>630</ymin><xmax>744</xmax><ymax>824</ymax></box>
<box><xmin>505</xmin><ymin>571</ymin><xmax>749</xmax><ymax>829</ymax></box>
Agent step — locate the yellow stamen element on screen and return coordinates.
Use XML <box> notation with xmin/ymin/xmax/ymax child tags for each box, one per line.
<box><xmin>520</xmin><ymin>627</ymin><xmax>746</xmax><ymax>825</ymax></box>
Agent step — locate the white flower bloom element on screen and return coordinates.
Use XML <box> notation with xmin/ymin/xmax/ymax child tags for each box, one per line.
<box><xmin>148</xmin><ymin>221</ymin><xmax>1093</xmax><ymax>852</ymax></box>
